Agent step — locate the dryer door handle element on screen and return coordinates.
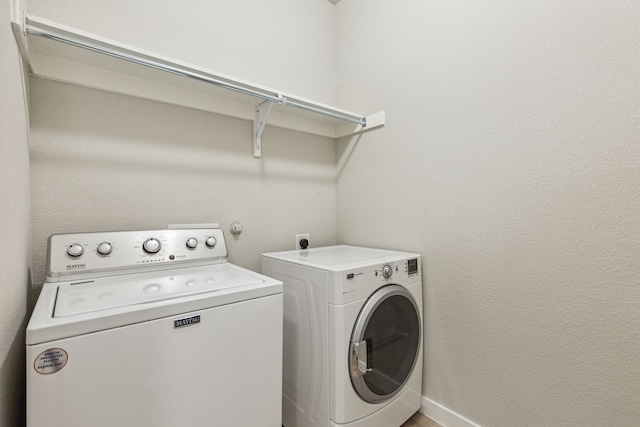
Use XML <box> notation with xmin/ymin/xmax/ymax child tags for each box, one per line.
<box><xmin>350</xmin><ymin>340</ymin><xmax>372</xmax><ymax>377</ymax></box>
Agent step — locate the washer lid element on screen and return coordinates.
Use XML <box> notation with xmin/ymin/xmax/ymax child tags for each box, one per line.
<box><xmin>54</xmin><ymin>263</ymin><xmax>266</xmax><ymax>317</ymax></box>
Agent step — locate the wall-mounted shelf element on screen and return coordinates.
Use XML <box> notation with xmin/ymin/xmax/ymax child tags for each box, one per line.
<box><xmin>11</xmin><ymin>14</ymin><xmax>385</xmax><ymax>158</ymax></box>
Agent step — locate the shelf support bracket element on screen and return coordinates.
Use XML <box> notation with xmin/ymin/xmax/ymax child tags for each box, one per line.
<box><xmin>254</xmin><ymin>95</ymin><xmax>284</xmax><ymax>158</ymax></box>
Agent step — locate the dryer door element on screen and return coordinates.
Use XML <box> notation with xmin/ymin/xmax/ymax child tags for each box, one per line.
<box><xmin>349</xmin><ymin>284</ymin><xmax>421</xmax><ymax>404</ymax></box>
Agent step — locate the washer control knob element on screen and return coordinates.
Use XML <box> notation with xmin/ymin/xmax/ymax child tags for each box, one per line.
<box><xmin>97</xmin><ymin>241</ymin><xmax>113</xmax><ymax>255</ymax></box>
<box><xmin>143</xmin><ymin>238</ymin><xmax>161</xmax><ymax>254</ymax></box>
<box><xmin>205</xmin><ymin>236</ymin><xmax>217</xmax><ymax>248</ymax></box>
<box><xmin>186</xmin><ymin>237</ymin><xmax>198</xmax><ymax>249</ymax></box>
<box><xmin>67</xmin><ymin>243</ymin><xmax>84</xmax><ymax>257</ymax></box>
<box><xmin>382</xmin><ymin>264</ymin><xmax>393</xmax><ymax>279</ymax></box>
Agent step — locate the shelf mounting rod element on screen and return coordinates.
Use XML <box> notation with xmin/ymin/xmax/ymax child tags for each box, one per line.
<box><xmin>22</xmin><ymin>16</ymin><xmax>370</xmax><ymax>129</ymax></box>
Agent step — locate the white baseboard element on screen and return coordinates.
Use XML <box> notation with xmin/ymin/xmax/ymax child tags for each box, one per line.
<box><xmin>420</xmin><ymin>396</ymin><xmax>482</xmax><ymax>427</ymax></box>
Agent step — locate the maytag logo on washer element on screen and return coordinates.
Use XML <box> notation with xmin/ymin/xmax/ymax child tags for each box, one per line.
<box><xmin>174</xmin><ymin>315</ymin><xmax>201</xmax><ymax>328</ymax></box>
<box><xmin>66</xmin><ymin>263</ymin><xmax>86</xmax><ymax>270</ymax></box>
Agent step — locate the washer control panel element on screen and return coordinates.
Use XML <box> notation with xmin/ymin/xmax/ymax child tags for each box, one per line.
<box><xmin>47</xmin><ymin>228</ymin><xmax>227</xmax><ymax>281</ymax></box>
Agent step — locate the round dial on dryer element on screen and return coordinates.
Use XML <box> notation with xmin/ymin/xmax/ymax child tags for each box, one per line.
<box><xmin>97</xmin><ymin>241</ymin><xmax>113</xmax><ymax>255</ymax></box>
<box><xmin>382</xmin><ymin>264</ymin><xmax>393</xmax><ymax>279</ymax></box>
<box><xmin>186</xmin><ymin>237</ymin><xmax>198</xmax><ymax>249</ymax></box>
<box><xmin>67</xmin><ymin>243</ymin><xmax>84</xmax><ymax>257</ymax></box>
<box><xmin>205</xmin><ymin>236</ymin><xmax>217</xmax><ymax>248</ymax></box>
<box><xmin>143</xmin><ymin>238</ymin><xmax>162</xmax><ymax>254</ymax></box>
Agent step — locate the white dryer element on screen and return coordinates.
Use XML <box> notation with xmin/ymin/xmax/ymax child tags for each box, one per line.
<box><xmin>262</xmin><ymin>245</ymin><xmax>422</xmax><ymax>427</ymax></box>
<box><xmin>27</xmin><ymin>227</ymin><xmax>283</xmax><ymax>427</ymax></box>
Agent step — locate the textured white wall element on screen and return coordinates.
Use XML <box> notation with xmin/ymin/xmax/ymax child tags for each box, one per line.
<box><xmin>0</xmin><ymin>0</ymin><xmax>30</xmax><ymax>425</ymax></box>
<box><xmin>26</xmin><ymin>0</ymin><xmax>339</xmax><ymax>287</ymax></box>
<box><xmin>336</xmin><ymin>1</ymin><xmax>640</xmax><ymax>426</ymax></box>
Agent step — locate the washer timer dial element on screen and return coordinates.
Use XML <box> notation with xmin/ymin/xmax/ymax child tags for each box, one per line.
<box><xmin>143</xmin><ymin>238</ymin><xmax>162</xmax><ymax>254</ymax></box>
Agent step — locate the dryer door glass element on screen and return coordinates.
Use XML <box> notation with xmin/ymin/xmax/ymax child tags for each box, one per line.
<box><xmin>349</xmin><ymin>284</ymin><xmax>421</xmax><ymax>403</ymax></box>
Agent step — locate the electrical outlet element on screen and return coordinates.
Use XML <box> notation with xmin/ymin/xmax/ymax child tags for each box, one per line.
<box><xmin>296</xmin><ymin>234</ymin><xmax>310</xmax><ymax>250</ymax></box>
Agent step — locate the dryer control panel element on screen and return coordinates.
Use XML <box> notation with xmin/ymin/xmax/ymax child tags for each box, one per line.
<box><xmin>46</xmin><ymin>228</ymin><xmax>227</xmax><ymax>281</ymax></box>
<box><xmin>373</xmin><ymin>258</ymin><xmax>419</xmax><ymax>280</ymax></box>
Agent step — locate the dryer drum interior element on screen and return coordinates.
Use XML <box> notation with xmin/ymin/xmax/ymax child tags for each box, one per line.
<box><xmin>349</xmin><ymin>284</ymin><xmax>421</xmax><ymax>404</ymax></box>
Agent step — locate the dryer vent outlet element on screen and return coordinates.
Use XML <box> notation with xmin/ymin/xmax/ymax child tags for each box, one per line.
<box><xmin>296</xmin><ymin>234</ymin><xmax>310</xmax><ymax>250</ymax></box>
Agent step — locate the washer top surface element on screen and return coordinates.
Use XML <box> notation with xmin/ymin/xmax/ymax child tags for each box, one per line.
<box><xmin>54</xmin><ymin>262</ymin><xmax>266</xmax><ymax>317</ymax></box>
<box><xmin>262</xmin><ymin>245</ymin><xmax>420</xmax><ymax>271</ymax></box>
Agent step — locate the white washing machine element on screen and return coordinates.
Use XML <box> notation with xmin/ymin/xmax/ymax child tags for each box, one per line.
<box><xmin>262</xmin><ymin>245</ymin><xmax>422</xmax><ymax>427</ymax></box>
<box><xmin>27</xmin><ymin>226</ymin><xmax>283</xmax><ymax>427</ymax></box>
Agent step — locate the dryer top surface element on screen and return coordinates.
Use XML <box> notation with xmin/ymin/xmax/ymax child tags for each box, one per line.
<box><xmin>262</xmin><ymin>245</ymin><xmax>420</xmax><ymax>271</ymax></box>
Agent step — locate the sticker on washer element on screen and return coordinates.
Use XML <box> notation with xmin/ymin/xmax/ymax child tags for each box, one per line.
<box><xmin>34</xmin><ymin>348</ymin><xmax>68</xmax><ymax>375</ymax></box>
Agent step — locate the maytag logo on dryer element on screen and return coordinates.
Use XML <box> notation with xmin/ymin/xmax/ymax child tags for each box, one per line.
<box><xmin>174</xmin><ymin>315</ymin><xmax>201</xmax><ymax>328</ymax></box>
<box><xmin>66</xmin><ymin>263</ymin><xmax>86</xmax><ymax>270</ymax></box>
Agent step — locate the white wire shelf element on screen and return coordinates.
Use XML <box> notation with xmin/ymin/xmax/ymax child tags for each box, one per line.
<box><xmin>11</xmin><ymin>14</ymin><xmax>385</xmax><ymax>157</ymax></box>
